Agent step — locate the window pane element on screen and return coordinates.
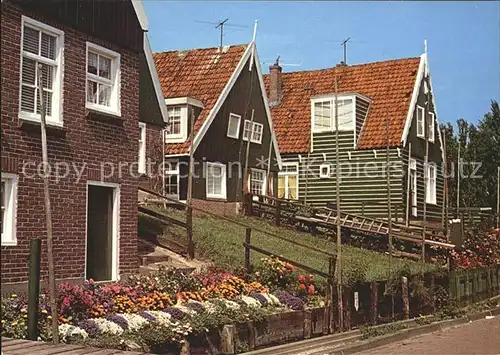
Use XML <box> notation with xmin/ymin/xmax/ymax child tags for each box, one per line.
<box><xmin>288</xmin><ymin>176</ymin><xmax>297</xmax><ymax>199</ymax></box>
<box><xmin>87</xmin><ymin>52</ymin><xmax>98</xmax><ymax>75</ymax></box>
<box><xmin>35</xmin><ymin>90</ymin><xmax>52</xmax><ymax>116</ymax></box>
<box><xmin>227</xmin><ymin>114</ymin><xmax>240</xmax><ymax>138</ymax></box>
<box><xmin>98</xmin><ymin>84</ymin><xmax>111</xmax><ymax>106</ymax></box>
<box><xmin>99</xmin><ymin>55</ymin><xmax>111</xmax><ymax>79</ymax></box>
<box><xmin>41</xmin><ymin>64</ymin><xmax>53</xmax><ymax>89</ymax></box>
<box><xmin>87</xmin><ymin>80</ymin><xmax>98</xmax><ymax>104</ymax></box>
<box><xmin>250</xmin><ymin>170</ymin><xmax>265</xmax><ymax>195</ymax></box>
<box><xmin>243</xmin><ymin>120</ymin><xmax>251</xmax><ymax>140</ymax></box>
<box><xmin>252</xmin><ymin>123</ymin><xmax>263</xmax><ymax>142</ymax></box>
<box><xmin>20</xmin><ymin>85</ymin><xmax>36</xmax><ymax>113</ymax></box>
<box><xmin>41</xmin><ymin>32</ymin><xmax>56</xmax><ymax>59</ymax></box>
<box><xmin>277</xmin><ymin>176</ymin><xmax>286</xmax><ymax>198</ymax></box>
<box><xmin>22</xmin><ymin>58</ymin><xmax>36</xmax><ymax>85</ymax></box>
<box><xmin>23</xmin><ymin>26</ymin><xmax>39</xmax><ymax>54</ymax></box>
<box><xmin>314</xmin><ymin>101</ymin><xmax>331</xmax><ymax>130</ymax></box>
<box><xmin>337</xmin><ymin>99</ymin><xmax>353</xmax><ymax>129</ymax></box>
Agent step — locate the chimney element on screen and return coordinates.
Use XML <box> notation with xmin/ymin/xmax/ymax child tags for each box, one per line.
<box><xmin>269</xmin><ymin>57</ymin><xmax>283</xmax><ymax>107</ymax></box>
<box><xmin>336</xmin><ymin>61</ymin><xmax>347</xmax><ymax>67</ymax></box>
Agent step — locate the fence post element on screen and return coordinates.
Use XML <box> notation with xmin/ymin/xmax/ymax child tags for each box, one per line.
<box><xmin>430</xmin><ymin>274</ymin><xmax>436</xmax><ymax>313</ymax></box>
<box><xmin>328</xmin><ymin>257</ymin><xmax>335</xmax><ymax>334</ymax></box>
<box><xmin>370</xmin><ymin>281</ymin><xmax>378</xmax><ymax>325</ymax></box>
<box><xmin>402</xmin><ymin>276</ymin><xmax>409</xmax><ymax>320</ymax></box>
<box><xmin>186</xmin><ymin>206</ymin><xmax>194</xmax><ymax>260</ymax></box>
<box><xmin>27</xmin><ymin>238</ymin><xmax>41</xmax><ymax>341</ymax></box>
<box><xmin>275</xmin><ymin>200</ymin><xmax>281</xmax><ymax>227</ymax></box>
<box><xmin>244</xmin><ymin>228</ymin><xmax>251</xmax><ymax>273</ymax></box>
<box><xmin>342</xmin><ymin>285</ymin><xmax>351</xmax><ymax>331</ymax></box>
<box><xmin>245</xmin><ymin>194</ymin><xmax>253</xmax><ymax>216</ymax></box>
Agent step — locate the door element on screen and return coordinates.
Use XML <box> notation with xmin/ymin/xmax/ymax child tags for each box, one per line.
<box><xmin>86</xmin><ymin>185</ymin><xmax>116</xmax><ymax>281</ymax></box>
<box><xmin>410</xmin><ymin>159</ymin><xmax>417</xmax><ymax>217</ymax></box>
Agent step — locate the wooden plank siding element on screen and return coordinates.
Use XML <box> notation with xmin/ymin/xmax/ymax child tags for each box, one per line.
<box><xmin>283</xmin><ymin>130</ymin><xmax>406</xmax><ymax>219</ymax></box>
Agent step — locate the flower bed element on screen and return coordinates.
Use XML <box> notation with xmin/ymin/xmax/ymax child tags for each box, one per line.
<box><xmin>1</xmin><ymin>265</ymin><xmax>323</xmax><ymax>354</ymax></box>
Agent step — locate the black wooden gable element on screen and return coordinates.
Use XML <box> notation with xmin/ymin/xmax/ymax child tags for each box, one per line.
<box><xmin>10</xmin><ymin>0</ymin><xmax>144</xmax><ymax>52</ymax></box>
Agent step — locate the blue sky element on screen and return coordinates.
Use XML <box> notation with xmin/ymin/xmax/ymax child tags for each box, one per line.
<box><xmin>144</xmin><ymin>1</ymin><xmax>499</xmax><ymax>126</ymax></box>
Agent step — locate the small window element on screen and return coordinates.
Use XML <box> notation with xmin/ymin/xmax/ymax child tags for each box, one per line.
<box><xmin>1</xmin><ymin>173</ymin><xmax>18</xmax><ymax>246</ymax></box>
<box><xmin>242</xmin><ymin>120</ymin><xmax>264</xmax><ymax>144</ymax></box>
<box><xmin>138</xmin><ymin>122</ymin><xmax>146</xmax><ymax>174</ymax></box>
<box><xmin>86</xmin><ymin>42</ymin><xmax>121</xmax><ymax>116</ymax></box>
<box><xmin>312</xmin><ymin>98</ymin><xmax>354</xmax><ymax>132</ymax></box>
<box><xmin>319</xmin><ymin>163</ymin><xmax>330</xmax><ymax>178</ymax></box>
<box><xmin>19</xmin><ymin>16</ymin><xmax>64</xmax><ymax>124</ymax></box>
<box><xmin>428</xmin><ymin>112</ymin><xmax>435</xmax><ymax>143</ymax></box>
<box><xmin>426</xmin><ymin>163</ymin><xmax>437</xmax><ymax>204</ymax></box>
<box><xmin>278</xmin><ymin>163</ymin><xmax>299</xmax><ymax>200</ymax></box>
<box><xmin>416</xmin><ymin>106</ymin><xmax>425</xmax><ymax>138</ymax></box>
<box><xmin>227</xmin><ymin>113</ymin><xmax>241</xmax><ymax>139</ymax></box>
<box><xmin>165</xmin><ymin>106</ymin><xmax>188</xmax><ymax>142</ymax></box>
<box><xmin>250</xmin><ymin>169</ymin><xmax>266</xmax><ymax>196</ymax></box>
<box><xmin>165</xmin><ymin>160</ymin><xmax>179</xmax><ymax>199</ymax></box>
<box><xmin>206</xmin><ymin>162</ymin><xmax>226</xmax><ymax>200</ymax></box>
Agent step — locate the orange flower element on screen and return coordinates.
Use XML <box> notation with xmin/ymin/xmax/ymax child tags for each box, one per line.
<box><xmin>298</xmin><ymin>274</ymin><xmax>306</xmax><ymax>282</ymax></box>
<box><xmin>299</xmin><ymin>283</ymin><xmax>306</xmax><ymax>290</ymax></box>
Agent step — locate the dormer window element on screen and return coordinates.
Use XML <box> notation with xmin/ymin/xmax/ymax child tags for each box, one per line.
<box><xmin>312</xmin><ymin>97</ymin><xmax>354</xmax><ymax>132</ymax></box>
<box><xmin>165</xmin><ymin>105</ymin><xmax>188</xmax><ymax>142</ymax></box>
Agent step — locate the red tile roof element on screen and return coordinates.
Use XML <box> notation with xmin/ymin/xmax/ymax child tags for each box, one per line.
<box><xmin>264</xmin><ymin>57</ymin><xmax>421</xmax><ymax>153</ymax></box>
<box><xmin>154</xmin><ymin>45</ymin><xmax>248</xmax><ymax>154</ymax></box>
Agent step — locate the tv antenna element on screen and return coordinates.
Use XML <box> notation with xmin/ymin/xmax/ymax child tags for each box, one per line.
<box><xmin>340</xmin><ymin>37</ymin><xmax>350</xmax><ymax>64</ymax></box>
<box><xmin>261</xmin><ymin>55</ymin><xmax>302</xmax><ymax>68</ymax></box>
<box><xmin>195</xmin><ymin>18</ymin><xmax>248</xmax><ymax>50</ymax></box>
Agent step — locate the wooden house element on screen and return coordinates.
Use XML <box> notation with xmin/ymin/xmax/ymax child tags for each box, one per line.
<box><xmin>264</xmin><ymin>52</ymin><xmax>444</xmax><ymax>224</ymax></box>
<box><xmin>154</xmin><ymin>43</ymin><xmax>282</xmax><ymax>215</ymax></box>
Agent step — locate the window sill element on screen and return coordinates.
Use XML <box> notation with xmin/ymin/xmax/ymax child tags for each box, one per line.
<box><xmin>1</xmin><ymin>240</ymin><xmax>17</xmax><ymax>247</ymax></box>
<box><xmin>426</xmin><ymin>201</ymin><xmax>437</xmax><ymax>206</ymax></box>
<box><xmin>165</xmin><ymin>137</ymin><xmax>188</xmax><ymax>144</ymax></box>
<box><xmin>19</xmin><ymin>117</ymin><xmax>66</xmax><ymax>136</ymax></box>
<box><xmin>206</xmin><ymin>196</ymin><xmax>227</xmax><ymax>202</ymax></box>
<box><xmin>86</xmin><ymin>107</ymin><xmax>124</xmax><ymax>124</ymax></box>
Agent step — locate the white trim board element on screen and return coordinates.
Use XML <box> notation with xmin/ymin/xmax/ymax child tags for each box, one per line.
<box><xmin>143</xmin><ymin>33</ymin><xmax>168</xmax><ymax>123</ymax></box>
<box><xmin>191</xmin><ymin>42</ymin><xmax>283</xmax><ymax>170</ymax></box>
<box><xmin>400</xmin><ymin>53</ymin><xmax>444</xmax><ymax>161</ymax></box>
<box><xmin>85</xmin><ymin>181</ymin><xmax>120</xmax><ymax>282</ymax></box>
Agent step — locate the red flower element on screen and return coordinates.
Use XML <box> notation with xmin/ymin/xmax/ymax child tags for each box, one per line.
<box><xmin>308</xmin><ymin>284</ymin><xmax>315</xmax><ymax>295</ymax></box>
<box><xmin>299</xmin><ymin>284</ymin><xmax>306</xmax><ymax>290</ymax></box>
<box><xmin>298</xmin><ymin>275</ymin><xmax>306</xmax><ymax>282</ymax></box>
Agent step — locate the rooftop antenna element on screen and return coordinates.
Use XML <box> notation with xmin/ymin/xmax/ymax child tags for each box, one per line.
<box><xmin>249</xmin><ymin>19</ymin><xmax>258</xmax><ymax>72</ymax></box>
<box><xmin>424</xmin><ymin>38</ymin><xmax>428</xmax><ymax>54</ymax></box>
<box><xmin>195</xmin><ymin>18</ymin><xmax>248</xmax><ymax>51</ymax></box>
<box><xmin>340</xmin><ymin>37</ymin><xmax>351</xmax><ymax>64</ymax></box>
<box><xmin>261</xmin><ymin>55</ymin><xmax>302</xmax><ymax>68</ymax></box>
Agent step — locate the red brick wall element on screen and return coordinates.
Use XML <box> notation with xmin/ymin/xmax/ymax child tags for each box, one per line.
<box><xmin>138</xmin><ymin>123</ymin><xmax>165</xmax><ymax>194</ymax></box>
<box><xmin>1</xmin><ymin>3</ymin><xmax>140</xmax><ymax>284</ymax></box>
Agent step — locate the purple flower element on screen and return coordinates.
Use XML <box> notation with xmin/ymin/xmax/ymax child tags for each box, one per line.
<box><xmin>138</xmin><ymin>310</ymin><xmax>156</xmax><ymax>322</ymax></box>
<box><xmin>276</xmin><ymin>291</ymin><xmax>304</xmax><ymax>310</ymax></box>
<box><xmin>106</xmin><ymin>314</ymin><xmax>128</xmax><ymax>330</ymax></box>
<box><xmin>77</xmin><ymin>320</ymin><xmax>100</xmax><ymax>338</ymax></box>
<box><xmin>186</xmin><ymin>302</ymin><xmax>205</xmax><ymax>314</ymax></box>
<box><xmin>163</xmin><ymin>307</ymin><xmax>186</xmax><ymax>320</ymax></box>
<box><xmin>250</xmin><ymin>293</ymin><xmax>268</xmax><ymax>306</ymax></box>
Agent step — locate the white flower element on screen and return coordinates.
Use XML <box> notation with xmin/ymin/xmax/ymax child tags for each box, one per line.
<box><xmin>175</xmin><ymin>305</ymin><xmax>196</xmax><ymax>315</ymax></box>
<box><xmin>59</xmin><ymin>324</ymin><xmax>88</xmax><ymax>342</ymax></box>
<box><xmin>240</xmin><ymin>295</ymin><xmax>261</xmax><ymax>308</ymax></box>
<box><xmin>223</xmin><ymin>299</ymin><xmax>241</xmax><ymax>310</ymax></box>
<box><xmin>148</xmin><ymin>311</ymin><xmax>173</xmax><ymax>327</ymax></box>
<box><xmin>91</xmin><ymin>318</ymin><xmax>124</xmax><ymax>336</ymax></box>
<box><xmin>202</xmin><ymin>301</ymin><xmax>218</xmax><ymax>314</ymax></box>
<box><xmin>119</xmin><ymin>313</ymin><xmax>148</xmax><ymax>331</ymax></box>
<box><xmin>267</xmin><ymin>294</ymin><xmax>281</xmax><ymax>306</ymax></box>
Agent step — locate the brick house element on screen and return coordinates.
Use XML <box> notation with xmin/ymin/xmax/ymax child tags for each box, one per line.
<box><xmin>153</xmin><ymin>43</ymin><xmax>281</xmax><ymax>215</ymax></box>
<box><xmin>1</xmin><ymin>0</ymin><xmax>167</xmax><ymax>285</ymax></box>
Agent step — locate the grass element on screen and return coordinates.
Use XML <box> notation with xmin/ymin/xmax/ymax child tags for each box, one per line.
<box><xmin>145</xmin><ymin>206</ymin><xmax>439</xmax><ymax>283</ymax></box>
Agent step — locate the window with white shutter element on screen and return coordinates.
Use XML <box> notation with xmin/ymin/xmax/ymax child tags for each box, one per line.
<box><xmin>206</xmin><ymin>162</ymin><xmax>226</xmax><ymax>199</ymax></box>
<box><xmin>19</xmin><ymin>16</ymin><xmax>63</xmax><ymax>124</ymax></box>
<box><xmin>227</xmin><ymin>113</ymin><xmax>241</xmax><ymax>139</ymax></box>
<box><xmin>138</xmin><ymin>122</ymin><xmax>146</xmax><ymax>174</ymax></box>
<box><xmin>1</xmin><ymin>173</ymin><xmax>18</xmax><ymax>246</ymax></box>
<box><xmin>86</xmin><ymin>42</ymin><xmax>121</xmax><ymax>116</ymax></box>
<box><xmin>416</xmin><ymin>106</ymin><xmax>425</xmax><ymax>138</ymax></box>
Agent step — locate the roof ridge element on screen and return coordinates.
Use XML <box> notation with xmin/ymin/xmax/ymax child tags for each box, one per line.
<box><xmin>263</xmin><ymin>56</ymin><xmax>421</xmax><ymax>77</ymax></box>
<box><xmin>153</xmin><ymin>43</ymin><xmax>248</xmax><ymax>55</ymax></box>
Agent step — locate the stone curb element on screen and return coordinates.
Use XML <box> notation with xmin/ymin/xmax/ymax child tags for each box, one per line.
<box><xmin>331</xmin><ymin>307</ymin><xmax>500</xmax><ymax>355</ymax></box>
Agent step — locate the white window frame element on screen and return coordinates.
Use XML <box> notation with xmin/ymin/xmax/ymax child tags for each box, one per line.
<box><xmin>1</xmin><ymin>173</ymin><xmax>18</xmax><ymax>246</ymax></box>
<box><xmin>278</xmin><ymin>162</ymin><xmax>299</xmax><ymax>200</ymax></box>
<box><xmin>165</xmin><ymin>159</ymin><xmax>180</xmax><ymax>199</ymax></box>
<box><xmin>416</xmin><ymin>105</ymin><xmax>425</xmax><ymax>138</ymax></box>
<box><xmin>428</xmin><ymin>112</ymin><xmax>435</xmax><ymax>143</ymax></box>
<box><xmin>410</xmin><ymin>158</ymin><xmax>417</xmax><ymax>217</ymax></box>
<box><xmin>319</xmin><ymin>163</ymin><xmax>330</xmax><ymax>179</ymax></box>
<box><xmin>206</xmin><ymin>162</ymin><xmax>227</xmax><ymax>200</ymax></box>
<box><xmin>85</xmin><ymin>42</ymin><xmax>121</xmax><ymax>116</ymax></box>
<box><xmin>165</xmin><ymin>105</ymin><xmax>188</xmax><ymax>143</ymax></box>
<box><xmin>19</xmin><ymin>16</ymin><xmax>64</xmax><ymax>125</ymax></box>
<box><xmin>311</xmin><ymin>96</ymin><xmax>355</xmax><ymax>133</ymax></box>
<box><xmin>426</xmin><ymin>163</ymin><xmax>437</xmax><ymax>205</ymax></box>
<box><xmin>227</xmin><ymin>113</ymin><xmax>241</xmax><ymax>139</ymax></box>
<box><xmin>249</xmin><ymin>169</ymin><xmax>267</xmax><ymax>196</ymax></box>
<box><xmin>242</xmin><ymin>120</ymin><xmax>264</xmax><ymax>144</ymax></box>
<box><xmin>138</xmin><ymin>122</ymin><xmax>146</xmax><ymax>174</ymax></box>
